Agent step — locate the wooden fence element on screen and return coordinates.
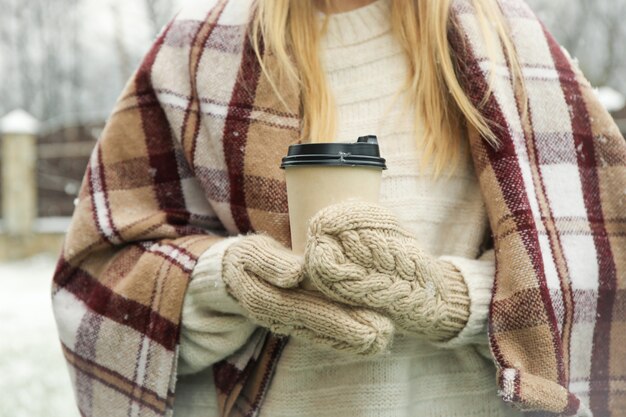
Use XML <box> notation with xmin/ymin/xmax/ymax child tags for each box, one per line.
<box><xmin>0</xmin><ymin>110</ymin><xmax>101</xmax><ymax>260</ymax></box>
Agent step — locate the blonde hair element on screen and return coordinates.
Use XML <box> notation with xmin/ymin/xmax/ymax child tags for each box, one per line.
<box><xmin>250</xmin><ymin>0</ymin><xmax>523</xmax><ymax>174</ymax></box>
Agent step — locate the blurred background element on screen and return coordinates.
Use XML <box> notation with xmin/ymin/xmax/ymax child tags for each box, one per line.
<box><xmin>0</xmin><ymin>0</ymin><xmax>624</xmax><ymax>416</ymax></box>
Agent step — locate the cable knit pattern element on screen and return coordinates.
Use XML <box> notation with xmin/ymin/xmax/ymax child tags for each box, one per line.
<box><xmin>305</xmin><ymin>201</ymin><xmax>470</xmax><ymax>342</ymax></box>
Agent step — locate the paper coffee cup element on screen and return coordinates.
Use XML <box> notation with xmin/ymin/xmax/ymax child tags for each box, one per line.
<box><xmin>281</xmin><ymin>135</ymin><xmax>387</xmax><ymax>290</ymax></box>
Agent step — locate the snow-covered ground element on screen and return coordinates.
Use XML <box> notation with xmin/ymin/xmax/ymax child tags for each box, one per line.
<box><xmin>0</xmin><ymin>255</ymin><xmax>79</xmax><ymax>417</ymax></box>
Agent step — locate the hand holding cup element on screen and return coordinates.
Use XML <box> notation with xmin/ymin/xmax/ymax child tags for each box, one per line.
<box><xmin>304</xmin><ymin>201</ymin><xmax>471</xmax><ymax>342</ymax></box>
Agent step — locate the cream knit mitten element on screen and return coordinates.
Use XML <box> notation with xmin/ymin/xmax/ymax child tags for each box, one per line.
<box><xmin>305</xmin><ymin>201</ymin><xmax>471</xmax><ymax>342</ymax></box>
<box><xmin>222</xmin><ymin>234</ymin><xmax>394</xmax><ymax>355</ymax></box>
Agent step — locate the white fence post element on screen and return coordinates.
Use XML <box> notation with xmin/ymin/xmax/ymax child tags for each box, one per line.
<box><xmin>0</xmin><ymin>109</ymin><xmax>39</xmax><ymax>236</ymax></box>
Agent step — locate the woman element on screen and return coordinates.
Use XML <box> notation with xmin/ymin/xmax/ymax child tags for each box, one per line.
<box><xmin>52</xmin><ymin>0</ymin><xmax>626</xmax><ymax>416</ymax></box>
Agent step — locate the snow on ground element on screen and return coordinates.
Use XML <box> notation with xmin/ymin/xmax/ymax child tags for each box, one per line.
<box><xmin>0</xmin><ymin>255</ymin><xmax>79</xmax><ymax>417</ymax></box>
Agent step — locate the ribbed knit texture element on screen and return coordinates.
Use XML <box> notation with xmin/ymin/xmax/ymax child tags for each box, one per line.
<box><xmin>178</xmin><ymin>237</ymin><xmax>254</xmax><ymax>376</ymax></box>
<box><xmin>175</xmin><ymin>1</ymin><xmax>519</xmax><ymax>415</ymax></box>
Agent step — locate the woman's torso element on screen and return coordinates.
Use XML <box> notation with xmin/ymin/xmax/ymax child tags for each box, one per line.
<box><xmin>175</xmin><ymin>1</ymin><xmax>520</xmax><ymax>416</ymax></box>
<box><xmin>259</xmin><ymin>3</ymin><xmax>514</xmax><ymax>416</ymax></box>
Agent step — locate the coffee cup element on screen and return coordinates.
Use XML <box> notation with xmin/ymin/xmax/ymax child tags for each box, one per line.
<box><xmin>281</xmin><ymin>135</ymin><xmax>387</xmax><ymax>290</ymax></box>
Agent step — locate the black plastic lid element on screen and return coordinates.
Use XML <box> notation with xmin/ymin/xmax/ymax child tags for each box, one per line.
<box><xmin>280</xmin><ymin>135</ymin><xmax>387</xmax><ymax>169</ymax></box>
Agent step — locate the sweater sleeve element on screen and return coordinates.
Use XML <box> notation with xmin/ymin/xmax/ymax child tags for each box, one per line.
<box><xmin>178</xmin><ymin>235</ymin><xmax>259</xmax><ymax>376</ymax></box>
<box><xmin>435</xmin><ymin>249</ymin><xmax>494</xmax><ymax>349</ymax></box>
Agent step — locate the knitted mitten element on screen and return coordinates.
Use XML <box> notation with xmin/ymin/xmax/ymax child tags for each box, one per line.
<box><xmin>304</xmin><ymin>201</ymin><xmax>471</xmax><ymax>342</ymax></box>
<box><xmin>222</xmin><ymin>234</ymin><xmax>394</xmax><ymax>355</ymax></box>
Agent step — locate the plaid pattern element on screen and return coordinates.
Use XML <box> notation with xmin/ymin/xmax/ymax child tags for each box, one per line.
<box><xmin>52</xmin><ymin>0</ymin><xmax>626</xmax><ymax>416</ymax></box>
<box><xmin>52</xmin><ymin>1</ymin><xmax>295</xmax><ymax>416</ymax></box>
<box><xmin>451</xmin><ymin>0</ymin><xmax>626</xmax><ymax>414</ymax></box>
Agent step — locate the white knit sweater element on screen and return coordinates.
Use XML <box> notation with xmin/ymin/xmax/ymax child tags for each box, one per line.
<box><xmin>174</xmin><ymin>1</ymin><xmax>521</xmax><ymax>416</ymax></box>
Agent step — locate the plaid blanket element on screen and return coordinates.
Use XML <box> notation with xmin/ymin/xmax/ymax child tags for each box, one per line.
<box><xmin>52</xmin><ymin>0</ymin><xmax>626</xmax><ymax>416</ymax></box>
<box><xmin>451</xmin><ymin>0</ymin><xmax>626</xmax><ymax>414</ymax></box>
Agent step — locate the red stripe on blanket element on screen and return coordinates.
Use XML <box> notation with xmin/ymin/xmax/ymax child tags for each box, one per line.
<box><xmin>247</xmin><ymin>335</ymin><xmax>288</xmax><ymax>412</ymax></box>
<box><xmin>129</xmin><ymin>22</ymin><xmax>194</xmax><ymax>401</ymax></box>
<box><xmin>223</xmin><ymin>32</ymin><xmax>264</xmax><ymax>233</ymax></box>
<box><xmin>448</xmin><ymin>17</ymin><xmax>565</xmax><ymax>383</ymax></box>
<box><xmin>214</xmin><ymin>361</ymin><xmax>252</xmax><ymax>397</ymax></box>
<box><xmin>54</xmin><ymin>259</ymin><xmax>180</xmax><ymax>351</ymax></box>
<box><xmin>62</xmin><ymin>343</ymin><xmax>168</xmax><ymax>414</ymax></box>
<box><xmin>517</xmin><ymin>70</ymin><xmax>574</xmax><ymax>387</ymax></box>
<box><xmin>135</xmin><ymin>20</ymin><xmax>190</xmax><ymax>227</ymax></box>
<box><xmin>543</xmin><ymin>29</ymin><xmax>618</xmax><ymax>416</ymax></box>
<box><xmin>213</xmin><ymin>333</ymin><xmax>288</xmax><ymax>414</ymax></box>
